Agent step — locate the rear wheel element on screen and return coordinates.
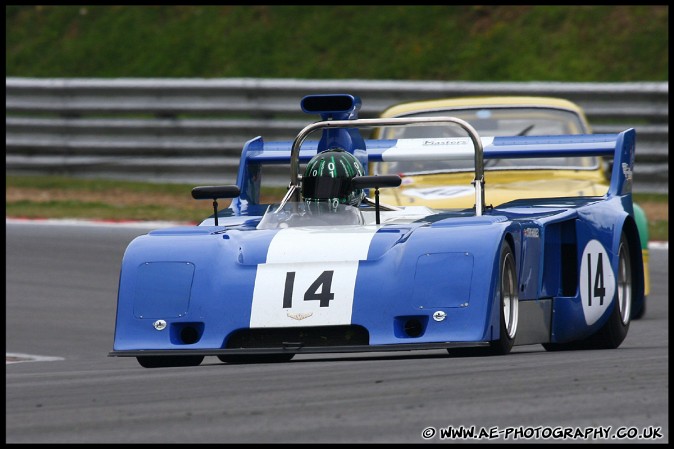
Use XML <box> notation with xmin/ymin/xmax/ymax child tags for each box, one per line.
<box><xmin>448</xmin><ymin>241</ymin><xmax>518</xmax><ymax>357</ymax></box>
<box><xmin>543</xmin><ymin>232</ymin><xmax>632</xmax><ymax>351</ymax></box>
<box><xmin>632</xmin><ymin>296</ymin><xmax>646</xmax><ymax>320</ymax></box>
<box><xmin>586</xmin><ymin>232</ymin><xmax>631</xmax><ymax>348</ymax></box>
<box><xmin>217</xmin><ymin>354</ymin><xmax>295</xmax><ymax>364</ymax></box>
<box><xmin>136</xmin><ymin>355</ymin><xmax>204</xmax><ymax>368</ymax></box>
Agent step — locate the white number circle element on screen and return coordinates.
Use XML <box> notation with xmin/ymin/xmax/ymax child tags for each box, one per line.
<box><xmin>579</xmin><ymin>239</ymin><xmax>616</xmax><ymax>325</ymax></box>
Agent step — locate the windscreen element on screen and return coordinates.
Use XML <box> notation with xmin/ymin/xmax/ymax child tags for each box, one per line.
<box><xmin>257</xmin><ymin>202</ymin><xmax>364</xmax><ymax>229</ymax></box>
<box><xmin>372</xmin><ymin>107</ymin><xmax>597</xmax><ymax>175</ymax></box>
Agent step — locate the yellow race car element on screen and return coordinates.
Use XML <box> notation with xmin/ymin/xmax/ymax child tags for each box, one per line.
<box><xmin>371</xmin><ymin>96</ymin><xmax>650</xmax><ymax>319</ymax></box>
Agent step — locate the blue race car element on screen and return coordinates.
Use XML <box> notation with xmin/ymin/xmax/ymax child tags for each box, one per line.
<box><xmin>109</xmin><ymin>94</ymin><xmax>645</xmax><ymax>368</ymax></box>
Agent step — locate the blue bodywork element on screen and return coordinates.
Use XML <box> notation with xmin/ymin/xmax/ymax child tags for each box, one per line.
<box><xmin>110</xmin><ymin>94</ymin><xmax>645</xmax><ymax>363</ymax></box>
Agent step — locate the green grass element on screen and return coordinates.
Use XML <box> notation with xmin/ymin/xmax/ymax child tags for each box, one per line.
<box><xmin>6</xmin><ymin>175</ymin><xmax>203</xmax><ymax>222</ymax></box>
<box><xmin>647</xmin><ymin>220</ymin><xmax>669</xmax><ymax>242</ymax></box>
<box><xmin>7</xmin><ymin>199</ymin><xmax>200</xmax><ymax>223</ymax></box>
<box><xmin>6</xmin><ymin>175</ymin><xmax>668</xmax><ymax>241</ymax></box>
<box><xmin>7</xmin><ymin>174</ymin><xmax>196</xmax><ymax>195</ymax></box>
<box><xmin>6</xmin><ymin>5</ymin><xmax>668</xmax><ymax>81</ymax></box>
<box><xmin>633</xmin><ymin>193</ymin><xmax>669</xmax><ymax>242</ymax></box>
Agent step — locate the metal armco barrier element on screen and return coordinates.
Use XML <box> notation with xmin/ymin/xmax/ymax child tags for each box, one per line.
<box><xmin>5</xmin><ymin>77</ymin><xmax>668</xmax><ymax>193</ymax></box>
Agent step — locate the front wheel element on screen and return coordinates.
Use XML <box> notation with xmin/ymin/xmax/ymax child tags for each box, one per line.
<box><xmin>448</xmin><ymin>241</ymin><xmax>518</xmax><ymax>357</ymax></box>
<box><xmin>488</xmin><ymin>241</ymin><xmax>519</xmax><ymax>355</ymax></box>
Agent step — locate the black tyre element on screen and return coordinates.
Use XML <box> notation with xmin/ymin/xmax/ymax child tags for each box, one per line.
<box><xmin>543</xmin><ymin>232</ymin><xmax>632</xmax><ymax>351</ymax></box>
<box><xmin>448</xmin><ymin>241</ymin><xmax>518</xmax><ymax>357</ymax></box>
<box><xmin>217</xmin><ymin>354</ymin><xmax>295</xmax><ymax>364</ymax></box>
<box><xmin>586</xmin><ymin>232</ymin><xmax>632</xmax><ymax>348</ymax></box>
<box><xmin>136</xmin><ymin>355</ymin><xmax>204</xmax><ymax>368</ymax></box>
<box><xmin>631</xmin><ymin>296</ymin><xmax>646</xmax><ymax>320</ymax></box>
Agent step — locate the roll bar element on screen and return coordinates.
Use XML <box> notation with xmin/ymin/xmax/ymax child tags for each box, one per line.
<box><xmin>282</xmin><ymin>117</ymin><xmax>486</xmax><ymax>216</ymax></box>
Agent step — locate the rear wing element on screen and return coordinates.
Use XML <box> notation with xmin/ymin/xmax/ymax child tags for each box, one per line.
<box><xmin>235</xmin><ymin>122</ymin><xmax>635</xmax><ymax>215</ymax></box>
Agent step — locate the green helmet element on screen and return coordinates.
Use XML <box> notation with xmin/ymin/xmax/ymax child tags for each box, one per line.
<box><xmin>302</xmin><ymin>148</ymin><xmax>365</xmax><ymax>207</ymax></box>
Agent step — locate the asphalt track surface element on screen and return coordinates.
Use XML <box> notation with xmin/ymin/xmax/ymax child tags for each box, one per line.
<box><xmin>5</xmin><ymin>221</ymin><xmax>669</xmax><ymax>443</ymax></box>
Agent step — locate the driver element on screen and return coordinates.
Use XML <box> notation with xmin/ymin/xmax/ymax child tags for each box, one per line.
<box><xmin>301</xmin><ymin>147</ymin><xmax>366</xmax><ymax>211</ymax></box>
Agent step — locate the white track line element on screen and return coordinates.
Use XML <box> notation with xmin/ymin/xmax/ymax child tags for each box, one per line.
<box><xmin>6</xmin><ymin>353</ymin><xmax>65</xmax><ymax>364</ymax></box>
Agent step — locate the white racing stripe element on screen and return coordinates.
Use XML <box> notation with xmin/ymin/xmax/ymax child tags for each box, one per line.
<box><xmin>250</xmin><ymin>227</ymin><xmax>378</xmax><ymax>328</ymax></box>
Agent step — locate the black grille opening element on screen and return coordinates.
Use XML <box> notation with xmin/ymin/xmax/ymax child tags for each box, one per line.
<box><xmin>403</xmin><ymin>318</ymin><xmax>424</xmax><ymax>338</ymax></box>
<box><xmin>180</xmin><ymin>326</ymin><xmax>200</xmax><ymax>344</ymax></box>
<box><xmin>226</xmin><ymin>325</ymin><xmax>369</xmax><ymax>349</ymax></box>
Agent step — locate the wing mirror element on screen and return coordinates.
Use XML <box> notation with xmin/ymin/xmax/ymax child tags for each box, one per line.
<box><xmin>191</xmin><ymin>185</ymin><xmax>240</xmax><ymax>226</ymax></box>
<box><xmin>351</xmin><ymin>175</ymin><xmax>401</xmax><ymax>224</ymax></box>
